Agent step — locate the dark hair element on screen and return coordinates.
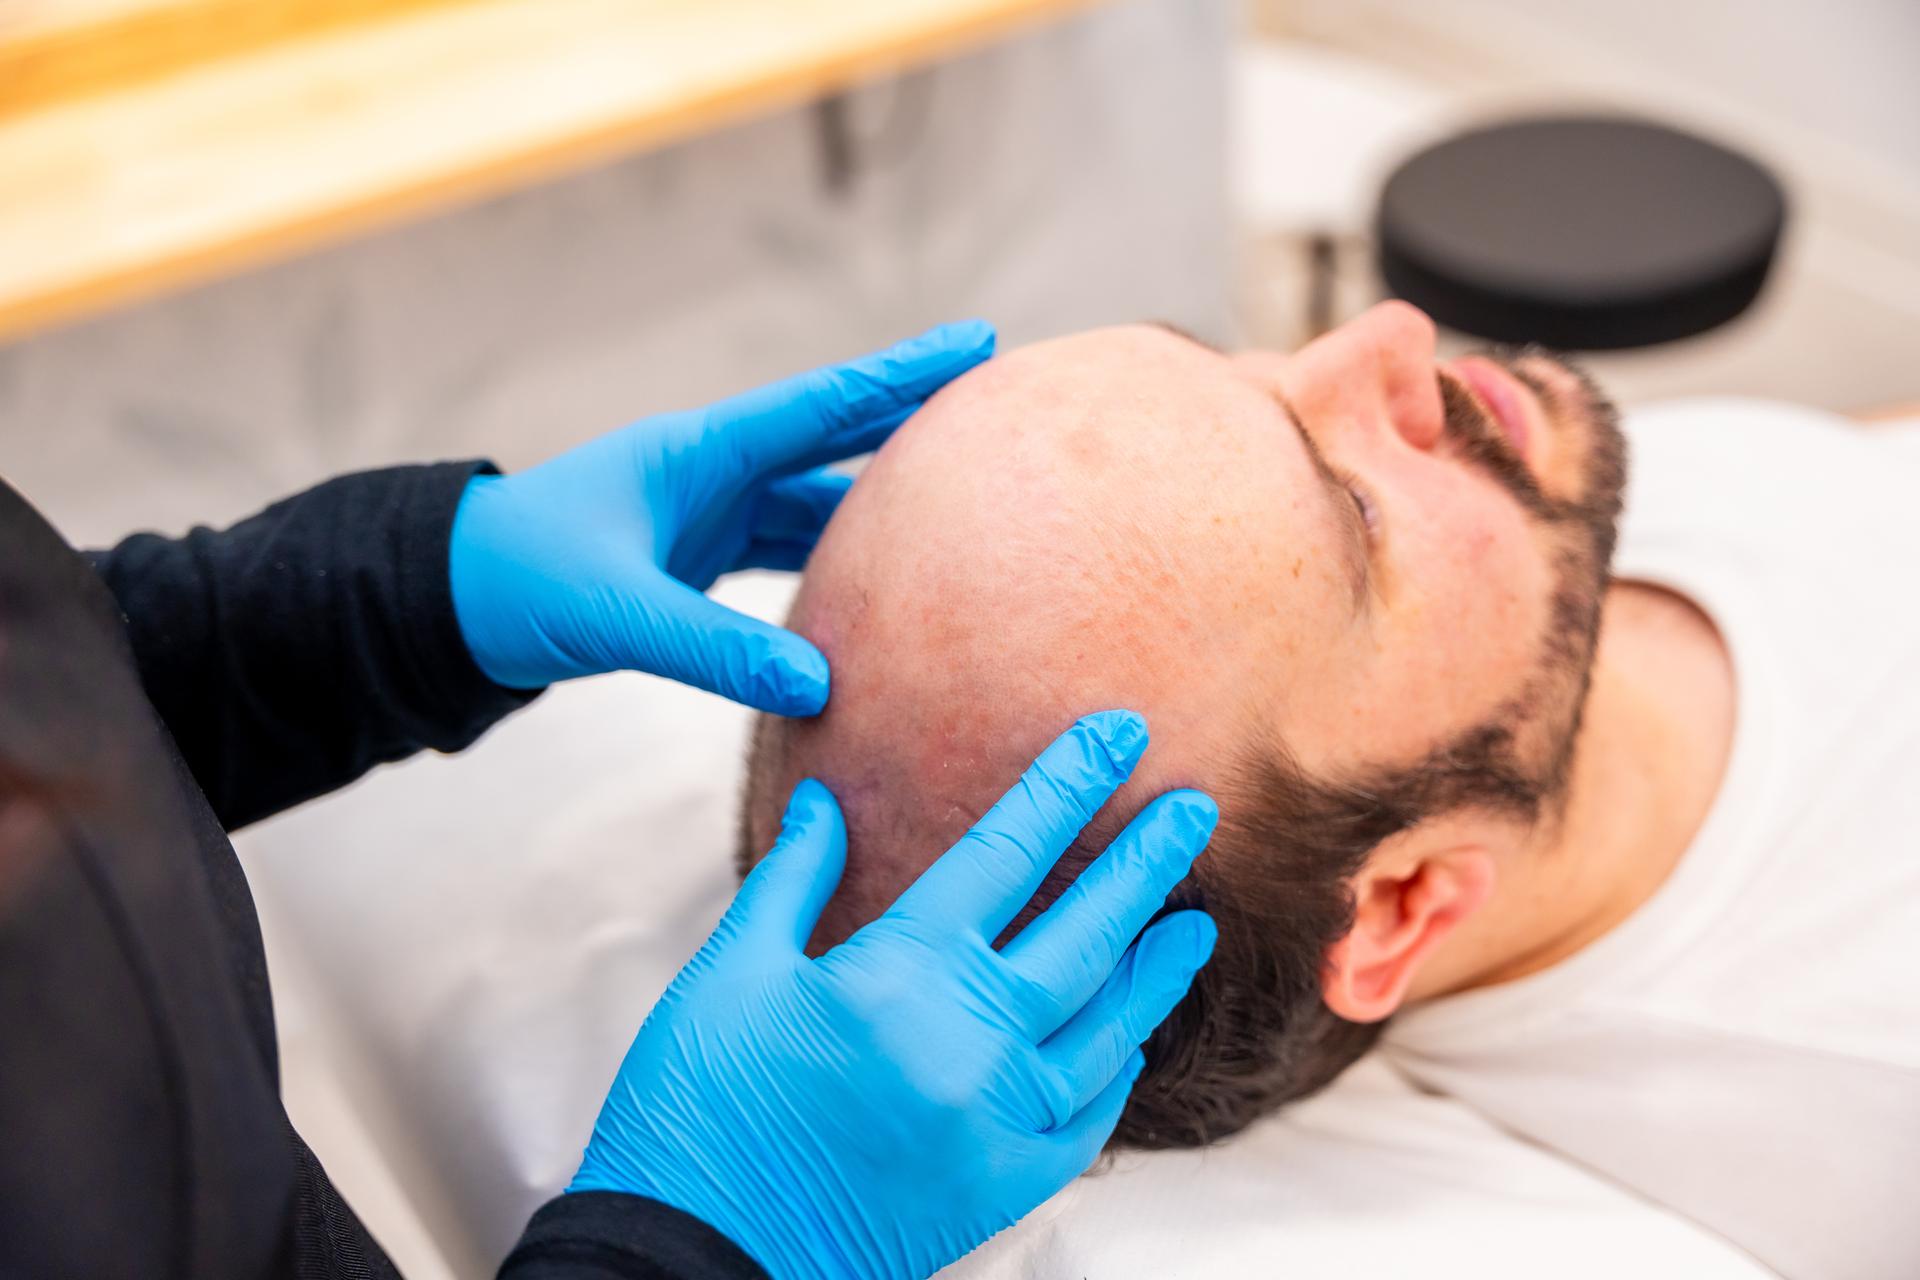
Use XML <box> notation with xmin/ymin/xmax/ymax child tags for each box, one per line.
<box><xmin>1109</xmin><ymin>716</ymin><xmax>1547</xmax><ymax>1148</ymax></box>
<box><xmin>742</xmin><ymin>698</ymin><xmax>1567</xmax><ymax>1150</ymax></box>
<box><xmin>740</xmin><ymin>633</ymin><xmax>1594</xmax><ymax>1150</ymax></box>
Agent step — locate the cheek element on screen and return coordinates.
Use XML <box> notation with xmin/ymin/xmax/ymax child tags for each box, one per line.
<box><xmin>1348</xmin><ymin>491</ymin><xmax>1553</xmax><ymax>755</ymax></box>
<box><xmin>1419</xmin><ymin>499</ymin><xmax>1544</xmax><ymax>640</ymax></box>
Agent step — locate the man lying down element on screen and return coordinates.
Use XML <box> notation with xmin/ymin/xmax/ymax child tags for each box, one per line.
<box><xmin>738</xmin><ymin>303</ymin><xmax>1918</xmax><ymax>1279</ymax></box>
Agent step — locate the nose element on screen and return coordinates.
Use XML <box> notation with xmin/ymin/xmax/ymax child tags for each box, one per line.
<box><xmin>1355</xmin><ymin>301</ymin><xmax>1445</xmax><ymax>451</ymax></box>
<box><xmin>1282</xmin><ymin>301</ymin><xmax>1446</xmax><ymax>453</ymax></box>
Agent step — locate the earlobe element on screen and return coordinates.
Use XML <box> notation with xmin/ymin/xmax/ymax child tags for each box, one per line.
<box><xmin>1321</xmin><ymin>847</ymin><xmax>1495</xmax><ymax>1023</ymax></box>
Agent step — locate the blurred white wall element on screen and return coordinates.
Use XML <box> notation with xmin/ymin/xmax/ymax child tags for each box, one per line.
<box><xmin>1277</xmin><ymin>0</ymin><xmax>1920</xmax><ymax>183</ymax></box>
<box><xmin>1256</xmin><ymin>0</ymin><xmax>1920</xmax><ymax>411</ymax></box>
<box><xmin>1432</xmin><ymin>0</ymin><xmax>1920</xmax><ymax>182</ymax></box>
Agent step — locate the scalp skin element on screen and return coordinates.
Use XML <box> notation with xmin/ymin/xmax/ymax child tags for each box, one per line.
<box><xmin>741</xmin><ymin>326</ymin><xmax>1337</xmax><ymax>947</ymax></box>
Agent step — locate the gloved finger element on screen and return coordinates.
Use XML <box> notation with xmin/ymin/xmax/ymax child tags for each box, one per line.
<box><xmin>634</xmin><ymin>575</ymin><xmax>833</xmax><ymax>716</ymax></box>
<box><xmin>749</xmin><ymin>469</ymin><xmax>853</xmax><ymax>547</ymax></box>
<box><xmin>1046</xmin><ymin>1050</ymin><xmax>1146</xmax><ymax>1159</ymax></box>
<box><xmin>1037</xmin><ymin>911</ymin><xmax>1214</xmax><ymax>1116</ymax></box>
<box><xmin>702</xmin><ymin>320</ymin><xmax>994</xmax><ymax>487</ymax></box>
<box><xmin>883</xmin><ymin>711</ymin><xmax>1148</xmax><ymax>943</ymax></box>
<box><xmin>998</xmin><ymin>790</ymin><xmax>1217</xmax><ymax>1034</ymax></box>
<box><xmin>729</xmin><ymin>471</ymin><xmax>852</xmax><ymax>572</ymax></box>
<box><xmin>724</xmin><ymin>779</ymin><xmax>849</xmax><ymax>954</ymax></box>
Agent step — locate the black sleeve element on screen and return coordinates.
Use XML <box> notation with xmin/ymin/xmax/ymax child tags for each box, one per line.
<box><xmin>86</xmin><ymin>462</ymin><xmax>538</xmax><ymax>831</ymax></box>
<box><xmin>500</xmin><ymin>1193</ymin><xmax>770</xmax><ymax>1280</ymax></box>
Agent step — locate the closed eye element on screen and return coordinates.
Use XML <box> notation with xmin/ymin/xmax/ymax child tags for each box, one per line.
<box><xmin>1275</xmin><ymin>392</ymin><xmax>1374</xmax><ymax>617</ymax></box>
<box><xmin>1338</xmin><ymin>471</ymin><xmax>1382</xmax><ymax>541</ymax></box>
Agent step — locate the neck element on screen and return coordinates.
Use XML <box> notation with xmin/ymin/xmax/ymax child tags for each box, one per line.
<box><xmin>1420</xmin><ymin>580</ymin><xmax>1737</xmax><ymax>996</ymax></box>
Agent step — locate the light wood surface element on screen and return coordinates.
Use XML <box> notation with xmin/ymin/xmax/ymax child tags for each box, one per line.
<box><xmin>0</xmin><ymin>0</ymin><xmax>1102</xmax><ymax>342</ymax></box>
<box><xmin>0</xmin><ymin>1</ymin><xmax>468</xmax><ymax>116</ymax></box>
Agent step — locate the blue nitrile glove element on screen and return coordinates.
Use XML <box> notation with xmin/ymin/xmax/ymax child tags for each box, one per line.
<box><xmin>570</xmin><ymin>710</ymin><xmax>1219</xmax><ymax>1280</ymax></box>
<box><xmin>448</xmin><ymin>321</ymin><xmax>994</xmax><ymax>714</ymax></box>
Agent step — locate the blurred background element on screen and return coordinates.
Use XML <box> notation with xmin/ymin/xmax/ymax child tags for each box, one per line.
<box><xmin>7</xmin><ymin>0</ymin><xmax>1916</xmax><ymax>560</ymax></box>
<box><xmin>2</xmin><ymin>0</ymin><xmax>1915</xmax><ymax>1274</ymax></box>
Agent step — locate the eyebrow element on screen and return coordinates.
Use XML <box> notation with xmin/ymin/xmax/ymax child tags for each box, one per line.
<box><xmin>1278</xmin><ymin>393</ymin><xmax>1373</xmax><ymax>618</ymax></box>
<box><xmin>1142</xmin><ymin>319</ymin><xmax>1372</xmax><ymax>615</ymax></box>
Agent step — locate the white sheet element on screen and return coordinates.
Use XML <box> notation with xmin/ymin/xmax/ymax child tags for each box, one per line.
<box><xmin>948</xmin><ymin>1053</ymin><xmax>1770</xmax><ymax>1280</ymax></box>
<box><xmin>238</xmin><ymin>575</ymin><xmax>1770</xmax><ymax>1279</ymax></box>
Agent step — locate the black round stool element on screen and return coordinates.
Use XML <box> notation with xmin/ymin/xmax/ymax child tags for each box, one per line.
<box><xmin>1376</xmin><ymin>115</ymin><xmax>1787</xmax><ymax>350</ymax></box>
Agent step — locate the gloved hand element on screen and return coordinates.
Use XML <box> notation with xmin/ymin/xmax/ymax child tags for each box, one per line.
<box><xmin>571</xmin><ymin>710</ymin><xmax>1218</xmax><ymax>1280</ymax></box>
<box><xmin>448</xmin><ymin>321</ymin><xmax>994</xmax><ymax>714</ymax></box>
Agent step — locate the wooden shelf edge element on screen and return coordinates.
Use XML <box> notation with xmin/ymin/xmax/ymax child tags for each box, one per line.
<box><xmin>0</xmin><ymin>0</ymin><xmax>1103</xmax><ymax>344</ymax></box>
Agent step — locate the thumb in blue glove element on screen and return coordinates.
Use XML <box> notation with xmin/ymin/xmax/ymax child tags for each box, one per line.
<box><xmin>448</xmin><ymin>321</ymin><xmax>994</xmax><ymax>714</ymax></box>
<box><xmin>571</xmin><ymin>710</ymin><xmax>1218</xmax><ymax>1279</ymax></box>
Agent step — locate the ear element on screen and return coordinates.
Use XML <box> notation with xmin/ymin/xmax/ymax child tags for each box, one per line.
<box><xmin>1321</xmin><ymin>844</ymin><xmax>1495</xmax><ymax>1023</ymax></box>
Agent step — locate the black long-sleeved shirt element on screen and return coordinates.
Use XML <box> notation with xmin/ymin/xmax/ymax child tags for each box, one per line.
<box><xmin>0</xmin><ymin>466</ymin><xmax>768</xmax><ymax>1280</ymax></box>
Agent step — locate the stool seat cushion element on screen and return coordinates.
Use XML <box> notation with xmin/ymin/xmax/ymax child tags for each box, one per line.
<box><xmin>1376</xmin><ymin>115</ymin><xmax>1786</xmax><ymax>349</ymax></box>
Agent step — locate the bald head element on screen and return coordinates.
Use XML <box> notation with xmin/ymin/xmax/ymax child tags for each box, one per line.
<box><xmin>742</xmin><ymin>324</ymin><xmax>1350</xmax><ymax>945</ymax></box>
<box><xmin>741</xmin><ymin>311</ymin><xmax>1628</xmax><ymax>1144</ymax></box>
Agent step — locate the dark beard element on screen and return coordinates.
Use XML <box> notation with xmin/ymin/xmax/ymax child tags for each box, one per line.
<box><xmin>1430</xmin><ymin>348</ymin><xmax>1630</xmax><ymax>809</ymax></box>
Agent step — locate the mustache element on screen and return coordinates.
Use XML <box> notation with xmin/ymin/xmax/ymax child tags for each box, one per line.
<box><xmin>1436</xmin><ymin>369</ymin><xmax>1555</xmax><ymax>518</ymax></box>
<box><xmin>1436</xmin><ymin>346</ymin><xmax>1621</xmax><ymax>527</ymax></box>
